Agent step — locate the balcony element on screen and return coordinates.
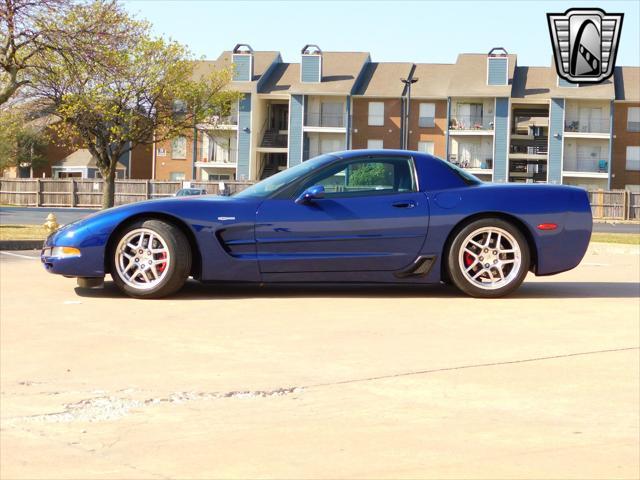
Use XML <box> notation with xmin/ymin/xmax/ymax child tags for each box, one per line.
<box><xmin>564</xmin><ymin>116</ymin><xmax>610</xmax><ymax>134</ymax></box>
<box><xmin>448</xmin><ymin>153</ymin><xmax>493</xmax><ymax>170</ymax></box>
<box><xmin>304</xmin><ymin>112</ymin><xmax>347</xmax><ymax>129</ymax></box>
<box><xmin>449</xmin><ymin>115</ymin><xmax>494</xmax><ymax>132</ymax></box>
<box><xmin>198</xmin><ymin>148</ymin><xmax>237</xmax><ymax>167</ymax></box>
<box><xmin>563</xmin><ymin>154</ymin><xmax>609</xmax><ymax>174</ymax></box>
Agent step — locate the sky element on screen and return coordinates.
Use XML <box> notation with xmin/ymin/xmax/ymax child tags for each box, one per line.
<box><xmin>122</xmin><ymin>0</ymin><xmax>640</xmax><ymax>67</ymax></box>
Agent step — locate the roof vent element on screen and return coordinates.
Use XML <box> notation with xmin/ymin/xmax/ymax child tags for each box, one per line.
<box><xmin>301</xmin><ymin>44</ymin><xmax>322</xmax><ymax>83</ymax></box>
<box><xmin>232</xmin><ymin>44</ymin><xmax>253</xmax><ymax>82</ymax></box>
<box><xmin>487</xmin><ymin>47</ymin><xmax>508</xmax><ymax>86</ymax></box>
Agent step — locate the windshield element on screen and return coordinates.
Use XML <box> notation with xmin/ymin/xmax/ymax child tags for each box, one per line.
<box><xmin>233</xmin><ymin>154</ymin><xmax>336</xmax><ymax>198</ymax></box>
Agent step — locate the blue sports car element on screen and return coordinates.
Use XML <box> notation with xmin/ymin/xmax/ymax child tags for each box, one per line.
<box><xmin>41</xmin><ymin>150</ymin><xmax>593</xmax><ymax>299</ymax></box>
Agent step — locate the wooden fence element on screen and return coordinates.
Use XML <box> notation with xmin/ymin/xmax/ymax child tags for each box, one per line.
<box><xmin>1</xmin><ymin>178</ymin><xmax>639</xmax><ymax>221</ymax></box>
<box><xmin>0</xmin><ymin>178</ymin><xmax>254</xmax><ymax>208</ymax></box>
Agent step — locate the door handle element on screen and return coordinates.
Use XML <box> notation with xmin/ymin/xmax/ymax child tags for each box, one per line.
<box><xmin>392</xmin><ymin>201</ymin><xmax>416</xmax><ymax>209</ymax></box>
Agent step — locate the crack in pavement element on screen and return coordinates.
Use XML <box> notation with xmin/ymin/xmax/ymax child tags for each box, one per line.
<box><xmin>304</xmin><ymin>346</ymin><xmax>640</xmax><ymax>389</ymax></box>
<box><xmin>3</xmin><ymin>346</ymin><xmax>637</xmax><ymax>425</ymax></box>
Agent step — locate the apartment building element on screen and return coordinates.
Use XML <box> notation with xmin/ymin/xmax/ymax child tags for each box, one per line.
<box><xmin>612</xmin><ymin>67</ymin><xmax>640</xmax><ymax>191</ymax></box>
<box><xmin>259</xmin><ymin>46</ymin><xmax>370</xmax><ymax>176</ymax></box>
<box><xmin>351</xmin><ymin>62</ymin><xmax>413</xmax><ymax>150</ymax></box>
<box><xmin>509</xmin><ymin>62</ymin><xmax>615</xmax><ymax>190</ymax></box>
<box><xmin>141</xmin><ymin>44</ymin><xmax>637</xmax><ymax>192</ymax></box>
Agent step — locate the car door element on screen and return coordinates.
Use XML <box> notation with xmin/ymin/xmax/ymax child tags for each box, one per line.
<box><xmin>255</xmin><ymin>155</ymin><xmax>429</xmax><ymax>273</ymax></box>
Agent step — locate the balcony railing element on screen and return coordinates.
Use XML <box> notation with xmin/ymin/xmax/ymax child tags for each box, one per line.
<box><xmin>304</xmin><ymin>112</ymin><xmax>346</xmax><ymax>128</ymax></box>
<box><xmin>564</xmin><ymin>116</ymin><xmax>610</xmax><ymax>134</ymax></box>
<box><xmin>448</xmin><ymin>153</ymin><xmax>493</xmax><ymax>170</ymax></box>
<box><xmin>449</xmin><ymin>115</ymin><xmax>494</xmax><ymax>131</ymax></box>
<box><xmin>563</xmin><ymin>155</ymin><xmax>609</xmax><ymax>173</ymax></box>
<box><xmin>202</xmin><ymin>148</ymin><xmax>237</xmax><ymax>164</ymax></box>
<box><xmin>510</xmin><ymin>144</ymin><xmax>548</xmax><ymax>155</ymax></box>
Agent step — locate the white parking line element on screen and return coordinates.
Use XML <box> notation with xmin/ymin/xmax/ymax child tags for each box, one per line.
<box><xmin>0</xmin><ymin>251</ymin><xmax>40</xmax><ymax>260</ymax></box>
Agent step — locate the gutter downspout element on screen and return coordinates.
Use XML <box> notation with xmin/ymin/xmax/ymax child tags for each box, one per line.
<box><xmin>608</xmin><ymin>99</ymin><xmax>614</xmax><ymax>190</ymax></box>
<box><xmin>192</xmin><ymin>124</ymin><xmax>198</xmax><ymax>181</ymax></box>
<box><xmin>151</xmin><ymin>131</ymin><xmax>156</xmax><ymax>179</ymax></box>
<box><xmin>445</xmin><ymin>97</ymin><xmax>451</xmax><ymax>161</ymax></box>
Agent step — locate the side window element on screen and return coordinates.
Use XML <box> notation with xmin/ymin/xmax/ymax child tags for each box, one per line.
<box><xmin>303</xmin><ymin>157</ymin><xmax>416</xmax><ymax>197</ymax></box>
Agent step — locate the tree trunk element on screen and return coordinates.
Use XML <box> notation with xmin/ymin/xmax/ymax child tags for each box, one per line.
<box><xmin>102</xmin><ymin>167</ymin><xmax>116</xmax><ymax>209</ymax></box>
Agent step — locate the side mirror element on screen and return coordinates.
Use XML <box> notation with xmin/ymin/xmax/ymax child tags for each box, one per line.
<box><xmin>295</xmin><ymin>185</ymin><xmax>325</xmax><ymax>205</ymax></box>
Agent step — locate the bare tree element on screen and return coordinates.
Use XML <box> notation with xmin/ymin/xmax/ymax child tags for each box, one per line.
<box><xmin>0</xmin><ymin>0</ymin><xmax>127</xmax><ymax>105</ymax></box>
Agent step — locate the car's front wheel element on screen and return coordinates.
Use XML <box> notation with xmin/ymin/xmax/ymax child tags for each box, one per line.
<box><xmin>111</xmin><ymin>219</ymin><xmax>191</xmax><ymax>299</ymax></box>
<box><xmin>447</xmin><ymin>218</ymin><xmax>530</xmax><ymax>298</ymax></box>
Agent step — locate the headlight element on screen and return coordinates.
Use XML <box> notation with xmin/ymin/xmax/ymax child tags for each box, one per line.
<box><xmin>43</xmin><ymin>246</ymin><xmax>81</xmax><ymax>258</ymax></box>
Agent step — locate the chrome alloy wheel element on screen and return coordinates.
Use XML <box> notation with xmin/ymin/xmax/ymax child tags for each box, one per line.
<box><xmin>115</xmin><ymin>228</ymin><xmax>171</xmax><ymax>290</ymax></box>
<box><xmin>457</xmin><ymin>226</ymin><xmax>522</xmax><ymax>291</ymax></box>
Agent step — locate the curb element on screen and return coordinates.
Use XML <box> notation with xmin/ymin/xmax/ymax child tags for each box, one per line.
<box><xmin>0</xmin><ymin>240</ymin><xmax>44</xmax><ymax>251</ymax></box>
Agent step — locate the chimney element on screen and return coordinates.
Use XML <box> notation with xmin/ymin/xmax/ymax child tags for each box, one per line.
<box><xmin>232</xmin><ymin>44</ymin><xmax>254</xmax><ymax>82</ymax></box>
<box><xmin>487</xmin><ymin>47</ymin><xmax>509</xmax><ymax>86</ymax></box>
<box><xmin>301</xmin><ymin>44</ymin><xmax>322</xmax><ymax>83</ymax></box>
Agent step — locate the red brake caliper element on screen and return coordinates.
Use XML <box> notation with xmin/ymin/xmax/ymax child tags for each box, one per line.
<box><xmin>157</xmin><ymin>252</ymin><xmax>167</xmax><ymax>273</ymax></box>
<box><xmin>464</xmin><ymin>252</ymin><xmax>474</xmax><ymax>267</ymax></box>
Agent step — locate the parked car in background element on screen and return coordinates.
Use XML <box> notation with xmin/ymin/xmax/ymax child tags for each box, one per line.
<box><xmin>174</xmin><ymin>188</ymin><xmax>207</xmax><ymax>197</ymax></box>
<box><xmin>41</xmin><ymin>150</ymin><xmax>592</xmax><ymax>299</ymax></box>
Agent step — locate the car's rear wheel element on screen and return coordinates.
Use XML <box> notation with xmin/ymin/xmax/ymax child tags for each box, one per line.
<box><xmin>111</xmin><ymin>219</ymin><xmax>191</xmax><ymax>299</ymax></box>
<box><xmin>447</xmin><ymin>218</ymin><xmax>530</xmax><ymax>298</ymax></box>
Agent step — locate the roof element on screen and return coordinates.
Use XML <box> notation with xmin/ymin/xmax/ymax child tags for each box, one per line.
<box><xmin>614</xmin><ymin>66</ymin><xmax>640</xmax><ymax>101</ymax></box>
<box><xmin>352</xmin><ymin>62</ymin><xmax>414</xmax><ymax>97</ymax></box>
<box><xmin>54</xmin><ymin>149</ymin><xmax>125</xmax><ymax>170</ymax></box>
<box><xmin>259</xmin><ymin>51</ymin><xmax>370</xmax><ymax>95</ymax></box>
<box><xmin>447</xmin><ymin>53</ymin><xmax>517</xmax><ymax>97</ymax></box>
<box><xmin>511</xmin><ymin>63</ymin><xmax>615</xmax><ymax>100</ymax></box>
<box><xmin>193</xmin><ymin>51</ymin><xmax>281</xmax><ymax>93</ymax></box>
<box><xmin>411</xmin><ymin>64</ymin><xmax>456</xmax><ymax>98</ymax></box>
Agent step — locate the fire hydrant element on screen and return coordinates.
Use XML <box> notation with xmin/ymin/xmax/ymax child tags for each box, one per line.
<box><xmin>43</xmin><ymin>213</ymin><xmax>59</xmax><ymax>235</ymax></box>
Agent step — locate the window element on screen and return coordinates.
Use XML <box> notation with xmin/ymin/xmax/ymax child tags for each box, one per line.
<box><xmin>418</xmin><ymin>103</ymin><xmax>436</xmax><ymax>128</ymax></box>
<box><xmin>367</xmin><ymin>139</ymin><xmax>383</xmax><ymax>150</ymax></box>
<box><xmin>628</xmin><ymin>107</ymin><xmax>640</xmax><ymax>132</ymax></box>
<box><xmin>417</xmin><ymin>141</ymin><xmax>434</xmax><ymax>155</ymax></box>
<box><xmin>302</xmin><ymin>157</ymin><xmax>416</xmax><ymax>197</ymax></box>
<box><xmin>626</xmin><ymin>146</ymin><xmax>640</xmax><ymax>171</ymax></box>
<box><xmin>368</xmin><ymin>102</ymin><xmax>384</xmax><ymax>126</ymax></box>
<box><xmin>201</xmin><ymin>133</ymin><xmax>210</xmax><ymax>161</ymax></box>
<box><xmin>320</xmin><ymin>102</ymin><xmax>344</xmax><ymax>127</ymax></box>
<box><xmin>171</xmin><ymin>137</ymin><xmax>187</xmax><ymax>159</ymax></box>
<box><xmin>170</xmin><ymin>172</ymin><xmax>186</xmax><ymax>181</ymax></box>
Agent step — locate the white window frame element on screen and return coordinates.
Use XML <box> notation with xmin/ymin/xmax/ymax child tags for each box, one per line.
<box><xmin>417</xmin><ymin>141</ymin><xmax>434</xmax><ymax>155</ymax></box>
<box><xmin>368</xmin><ymin>102</ymin><xmax>384</xmax><ymax>126</ymax></box>
<box><xmin>169</xmin><ymin>172</ymin><xmax>186</xmax><ymax>181</ymax></box>
<box><xmin>367</xmin><ymin>139</ymin><xmax>383</xmax><ymax>150</ymax></box>
<box><xmin>418</xmin><ymin>103</ymin><xmax>436</xmax><ymax>128</ymax></box>
<box><xmin>626</xmin><ymin>146</ymin><xmax>640</xmax><ymax>171</ymax></box>
<box><xmin>627</xmin><ymin>107</ymin><xmax>640</xmax><ymax>132</ymax></box>
<box><xmin>171</xmin><ymin>137</ymin><xmax>187</xmax><ymax>159</ymax></box>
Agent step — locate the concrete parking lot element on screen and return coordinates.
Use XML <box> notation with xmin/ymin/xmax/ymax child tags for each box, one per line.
<box><xmin>1</xmin><ymin>244</ymin><xmax>639</xmax><ymax>479</ymax></box>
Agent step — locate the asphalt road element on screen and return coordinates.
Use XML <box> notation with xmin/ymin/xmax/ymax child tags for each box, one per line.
<box><xmin>1</xmin><ymin>244</ymin><xmax>638</xmax><ymax>479</ymax></box>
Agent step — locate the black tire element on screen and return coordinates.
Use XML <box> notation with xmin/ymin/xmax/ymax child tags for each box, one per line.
<box><xmin>111</xmin><ymin>219</ymin><xmax>192</xmax><ymax>299</ymax></box>
<box><xmin>447</xmin><ymin>218</ymin><xmax>530</xmax><ymax>298</ymax></box>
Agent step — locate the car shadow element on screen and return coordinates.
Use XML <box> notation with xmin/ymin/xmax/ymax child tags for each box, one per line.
<box><xmin>74</xmin><ymin>280</ymin><xmax>640</xmax><ymax>300</ymax></box>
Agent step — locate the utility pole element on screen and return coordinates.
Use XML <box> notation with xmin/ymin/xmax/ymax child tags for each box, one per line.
<box><xmin>400</xmin><ymin>77</ymin><xmax>418</xmax><ymax>149</ymax></box>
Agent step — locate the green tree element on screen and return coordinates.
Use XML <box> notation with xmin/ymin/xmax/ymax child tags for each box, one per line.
<box><xmin>0</xmin><ymin>108</ymin><xmax>47</xmax><ymax>175</ymax></box>
<box><xmin>349</xmin><ymin>163</ymin><xmax>393</xmax><ymax>188</ymax></box>
<box><xmin>31</xmin><ymin>1</ymin><xmax>240</xmax><ymax>208</ymax></box>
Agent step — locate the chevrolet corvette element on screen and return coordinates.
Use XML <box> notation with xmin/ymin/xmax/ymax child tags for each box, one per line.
<box><xmin>41</xmin><ymin>150</ymin><xmax>593</xmax><ymax>298</ymax></box>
